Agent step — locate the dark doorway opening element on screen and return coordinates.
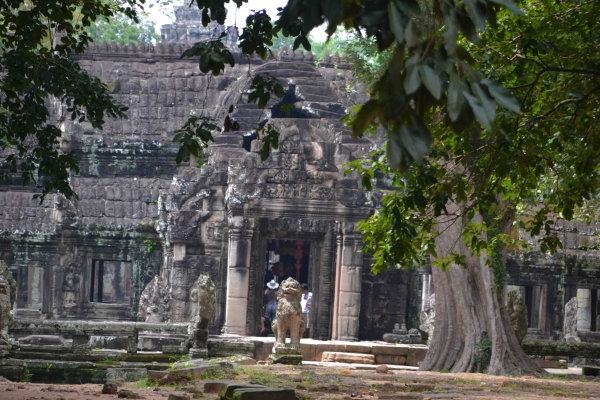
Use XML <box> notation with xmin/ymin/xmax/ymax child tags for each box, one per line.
<box><xmin>264</xmin><ymin>239</ymin><xmax>311</xmax><ymax>287</ymax></box>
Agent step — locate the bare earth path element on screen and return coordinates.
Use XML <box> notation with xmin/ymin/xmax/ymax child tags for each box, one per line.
<box><xmin>1</xmin><ymin>364</ymin><xmax>599</xmax><ymax>400</ymax></box>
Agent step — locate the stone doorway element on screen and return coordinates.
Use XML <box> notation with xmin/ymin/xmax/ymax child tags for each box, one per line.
<box><xmin>246</xmin><ymin>227</ymin><xmax>333</xmax><ymax>339</ymax></box>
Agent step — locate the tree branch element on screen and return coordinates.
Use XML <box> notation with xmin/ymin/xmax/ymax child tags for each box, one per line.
<box><xmin>541</xmin><ymin>84</ymin><xmax>600</xmax><ymax>119</ymax></box>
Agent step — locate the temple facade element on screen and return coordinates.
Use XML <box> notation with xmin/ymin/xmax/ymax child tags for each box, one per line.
<box><xmin>0</xmin><ymin>4</ymin><xmax>599</xmax><ymax>343</ymax></box>
<box><xmin>0</xmin><ymin>5</ymin><xmax>421</xmax><ymax>342</ymax></box>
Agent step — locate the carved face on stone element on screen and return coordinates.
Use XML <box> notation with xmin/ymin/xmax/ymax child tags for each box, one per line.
<box><xmin>278</xmin><ymin>278</ymin><xmax>302</xmax><ymax>303</ymax></box>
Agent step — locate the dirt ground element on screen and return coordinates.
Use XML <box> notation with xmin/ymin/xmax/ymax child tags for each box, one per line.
<box><xmin>1</xmin><ymin>364</ymin><xmax>600</xmax><ymax>400</ymax></box>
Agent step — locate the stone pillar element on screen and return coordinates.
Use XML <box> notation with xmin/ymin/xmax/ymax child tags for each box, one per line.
<box><xmin>421</xmin><ymin>274</ymin><xmax>433</xmax><ymax>312</ymax></box>
<box><xmin>127</xmin><ymin>329</ymin><xmax>138</xmax><ymax>353</ymax></box>
<box><xmin>577</xmin><ymin>288</ymin><xmax>592</xmax><ymax>331</ymax></box>
<box><xmin>224</xmin><ymin>217</ymin><xmax>254</xmax><ymax>335</ymax></box>
<box><xmin>336</xmin><ymin>222</ymin><xmax>363</xmax><ymax>341</ymax></box>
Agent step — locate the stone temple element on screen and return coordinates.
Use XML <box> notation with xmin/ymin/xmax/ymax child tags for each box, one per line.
<box><xmin>0</xmin><ymin>5</ymin><xmax>419</xmax><ymax>343</ymax></box>
<box><xmin>1</xmin><ymin>3</ymin><xmax>600</xmax><ymax>349</ymax></box>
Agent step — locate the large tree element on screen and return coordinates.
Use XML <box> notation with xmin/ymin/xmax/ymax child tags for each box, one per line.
<box><xmin>349</xmin><ymin>0</ymin><xmax>600</xmax><ymax>374</ymax></box>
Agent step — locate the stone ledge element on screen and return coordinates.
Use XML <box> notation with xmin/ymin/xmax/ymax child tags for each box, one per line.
<box><xmin>322</xmin><ymin>351</ymin><xmax>375</xmax><ymax>364</ymax></box>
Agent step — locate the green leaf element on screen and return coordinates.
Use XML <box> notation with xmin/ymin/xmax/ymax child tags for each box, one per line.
<box><xmin>473</xmin><ymin>83</ymin><xmax>495</xmax><ymax>121</ymax></box>
<box><xmin>405</xmin><ymin>20</ymin><xmax>417</xmax><ymax>47</ymax></box>
<box><xmin>464</xmin><ymin>0</ymin><xmax>487</xmax><ymax>31</ymax></box>
<box><xmin>488</xmin><ymin>0</ymin><xmax>523</xmax><ymax>15</ymax></box>
<box><xmin>394</xmin><ymin>0</ymin><xmax>422</xmax><ymax>16</ymax></box>
<box><xmin>443</xmin><ymin>16</ymin><xmax>458</xmax><ymax>53</ymax></box>
<box><xmin>400</xmin><ymin>124</ymin><xmax>432</xmax><ymax>164</ymax></box>
<box><xmin>463</xmin><ymin>91</ymin><xmax>491</xmax><ymax>130</ymax></box>
<box><xmin>481</xmin><ymin>79</ymin><xmax>520</xmax><ymax>113</ymax></box>
<box><xmin>388</xmin><ymin>2</ymin><xmax>405</xmax><ymax>44</ymax></box>
<box><xmin>352</xmin><ymin>100</ymin><xmax>380</xmax><ymax>137</ymax></box>
<box><xmin>387</xmin><ymin>131</ymin><xmax>406</xmax><ymax>171</ymax></box>
<box><xmin>404</xmin><ymin>64</ymin><xmax>421</xmax><ymax>94</ymax></box>
<box><xmin>447</xmin><ymin>74</ymin><xmax>466</xmax><ymax>121</ymax></box>
<box><xmin>418</xmin><ymin>65</ymin><xmax>441</xmax><ymax>100</ymax></box>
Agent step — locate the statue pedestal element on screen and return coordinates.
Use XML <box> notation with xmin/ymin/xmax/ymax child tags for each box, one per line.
<box><xmin>269</xmin><ymin>346</ymin><xmax>303</xmax><ymax>365</ymax></box>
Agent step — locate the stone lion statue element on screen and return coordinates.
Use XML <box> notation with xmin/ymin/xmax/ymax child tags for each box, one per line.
<box><xmin>272</xmin><ymin>278</ymin><xmax>305</xmax><ymax>350</ymax></box>
<box><xmin>507</xmin><ymin>290</ymin><xmax>528</xmax><ymax>344</ymax></box>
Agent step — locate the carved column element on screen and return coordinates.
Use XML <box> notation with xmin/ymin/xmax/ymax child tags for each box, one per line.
<box><xmin>224</xmin><ymin>217</ymin><xmax>254</xmax><ymax>335</ymax></box>
<box><xmin>336</xmin><ymin>222</ymin><xmax>363</xmax><ymax>341</ymax></box>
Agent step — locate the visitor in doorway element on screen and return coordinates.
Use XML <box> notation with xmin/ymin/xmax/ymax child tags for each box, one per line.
<box><xmin>301</xmin><ymin>283</ymin><xmax>312</xmax><ymax>337</ymax></box>
<box><xmin>261</xmin><ymin>279</ymin><xmax>279</xmax><ymax>335</ymax></box>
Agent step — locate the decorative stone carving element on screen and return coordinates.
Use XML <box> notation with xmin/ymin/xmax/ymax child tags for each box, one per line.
<box><xmin>383</xmin><ymin>322</ymin><xmax>422</xmax><ymax>344</ymax></box>
<box><xmin>507</xmin><ymin>290</ymin><xmax>528</xmax><ymax>344</ymax></box>
<box><xmin>188</xmin><ymin>275</ymin><xmax>217</xmax><ymax>358</ymax></box>
<box><xmin>138</xmin><ymin>276</ymin><xmax>171</xmax><ymax>323</ymax></box>
<box><xmin>419</xmin><ymin>294</ymin><xmax>435</xmax><ymax>345</ymax></box>
<box><xmin>270</xmin><ymin>278</ymin><xmax>305</xmax><ymax>365</ymax></box>
<box><xmin>563</xmin><ymin>297</ymin><xmax>580</xmax><ymax>343</ymax></box>
<box><xmin>62</xmin><ymin>262</ymin><xmax>81</xmax><ymax>307</ymax></box>
<box><xmin>0</xmin><ymin>261</ymin><xmax>16</xmax><ymax>353</ymax></box>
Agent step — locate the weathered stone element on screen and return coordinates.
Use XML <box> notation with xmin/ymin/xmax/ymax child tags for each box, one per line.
<box><xmin>376</xmin><ymin>364</ymin><xmax>389</xmax><ymax>374</ymax></box>
<box><xmin>321</xmin><ymin>352</ymin><xmax>375</xmax><ymax>364</ymax></box>
<box><xmin>159</xmin><ymin>364</ymin><xmax>212</xmax><ymax>385</ymax></box>
<box><xmin>0</xmin><ymin>261</ymin><xmax>16</xmax><ymax>349</ymax></box>
<box><xmin>188</xmin><ymin>275</ymin><xmax>216</xmax><ymax>358</ymax></box>
<box><xmin>375</xmin><ymin>354</ymin><xmax>406</xmax><ymax>365</ymax></box>
<box><xmin>406</xmin><ymin>346</ymin><xmax>428</xmax><ymax>367</ymax></box>
<box><xmin>118</xmin><ymin>389</ymin><xmax>145</xmax><ymax>399</ymax></box>
<box><xmin>106</xmin><ymin>368</ymin><xmax>148</xmax><ymax>382</ymax></box>
<box><xmin>168</xmin><ymin>395</ymin><xmax>190</xmax><ymax>400</ymax></box>
<box><xmin>419</xmin><ymin>294</ymin><xmax>435</xmax><ymax>345</ymax></box>
<box><xmin>230</xmin><ymin>388</ymin><xmax>296</xmax><ymax>400</ymax></box>
<box><xmin>138</xmin><ymin>276</ymin><xmax>171</xmax><ymax>323</ymax></box>
<box><xmin>507</xmin><ymin>290</ymin><xmax>529</xmax><ymax>344</ymax></box>
<box><xmin>564</xmin><ymin>297</ymin><xmax>580</xmax><ymax>343</ymax></box>
<box><xmin>271</xmin><ymin>278</ymin><xmax>305</xmax><ymax>357</ymax></box>
<box><xmin>102</xmin><ymin>382</ymin><xmax>119</xmax><ymax>395</ymax></box>
<box><xmin>148</xmin><ymin>370</ymin><xmax>168</xmax><ymax>381</ymax></box>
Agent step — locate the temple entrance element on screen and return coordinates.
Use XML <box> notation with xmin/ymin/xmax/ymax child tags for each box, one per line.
<box><xmin>263</xmin><ymin>239</ymin><xmax>311</xmax><ymax>287</ymax></box>
<box><xmin>258</xmin><ymin>239</ymin><xmax>312</xmax><ymax>337</ymax></box>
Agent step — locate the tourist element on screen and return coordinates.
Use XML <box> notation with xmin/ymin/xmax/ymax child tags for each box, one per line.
<box><xmin>261</xmin><ymin>279</ymin><xmax>279</xmax><ymax>335</ymax></box>
<box><xmin>301</xmin><ymin>283</ymin><xmax>312</xmax><ymax>337</ymax></box>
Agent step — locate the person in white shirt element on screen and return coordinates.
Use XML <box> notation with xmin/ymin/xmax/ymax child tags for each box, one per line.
<box><xmin>300</xmin><ymin>283</ymin><xmax>312</xmax><ymax>337</ymax></box>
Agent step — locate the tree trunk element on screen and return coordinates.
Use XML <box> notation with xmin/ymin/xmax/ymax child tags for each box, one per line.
<box><xmin>419</xmin><ymin>201</ymin><xmax>540</xmax><ymax>375</ymax></box>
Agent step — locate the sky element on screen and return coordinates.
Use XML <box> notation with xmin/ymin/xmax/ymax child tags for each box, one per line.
<box><xmin>145</xmin><ymin>0</ymin><xmax>328</xmax><ymax>41</ymax></box>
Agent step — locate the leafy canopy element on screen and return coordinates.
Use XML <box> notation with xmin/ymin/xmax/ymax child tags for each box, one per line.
<box><xmin>0</xmin><ymin>0</ymin><xmax>143</xmax><ymax>200</ymax></box>
<box><xmin>350</xmin><ymin>0</ymin><xmax>600</xmax><ymax>272</ymax></box>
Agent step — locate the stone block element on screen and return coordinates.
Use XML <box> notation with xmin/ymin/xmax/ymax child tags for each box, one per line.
<box><xmin>269</xmin><ymin>353</ymin><xmax>303</xmax><ymax>365</ymax></box>
<box><xmin>218</xmin><ymin>383</ymin><xmax>268</xmax><ymax>399</ymax></box>
<box><xmin>321</xmin><ymin>351</ymin><xmax>375</xmax><ymax>364</ymax></box>
<box><xmin>231</xmin><ymin>388</ymin><xmax>296</xmax><ymax>400</ymax></box>
<box><xmin>406</xmin><ymin>347</ymin><xmax>428</xmax><ymax>366</ymax></box>
<box><xmin>375</xmin><ymin>354</ymin><xmax>407</xmax><ymax>365</ymax></box>
<box><xmin>148</xmin><ymin>370</ymin><xmax>168</xmax><ymax>381</ymax></box>
<box><xmin>0</xmin><ymin>359</ymin><xmax>26</xmax><ymax>381</ymax></box>
<box><xmin>106</xmin><ymin>368</ymin><xmax>148</xmax><ymax>382</ymax></box>
<box><xmin>371</xmin><ymin>344</ymin><xmax>410</xmax><ymax>356</ymax></box>
<box><xmin>208</xmin><ymin>341</ymin><xmax>254</xmax><ymax>358</ymax></box>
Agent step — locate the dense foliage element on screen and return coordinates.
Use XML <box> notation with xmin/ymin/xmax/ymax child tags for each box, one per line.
<box><xmin>351</xmin><ymin>0</ymin><xmax>600</xmax><ymax>272</ymax></box>
<box><xmin>0</xmin><ymin>0</ymin><xmax>143</xmax><ymax>199</ymax></box>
